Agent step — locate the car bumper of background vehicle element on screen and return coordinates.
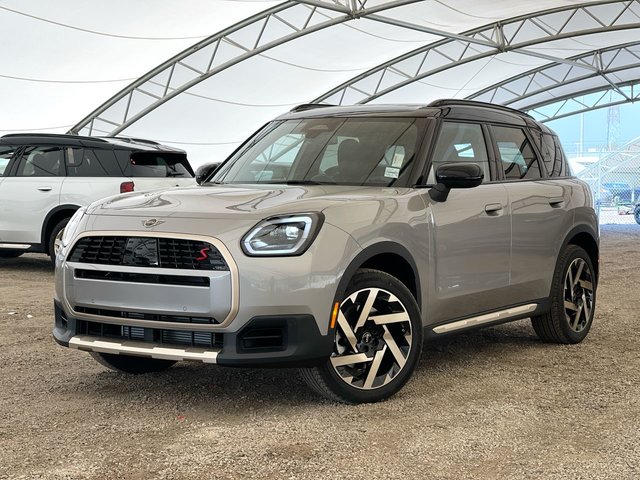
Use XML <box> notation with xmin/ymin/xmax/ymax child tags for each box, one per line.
<box><xmin>53</xmin><ymin>301</ymin><xmax>333</xmax><ymax>368</ymax></box>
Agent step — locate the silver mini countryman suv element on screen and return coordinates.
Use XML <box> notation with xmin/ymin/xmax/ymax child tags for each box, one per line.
<box><xmin>53</xmin><ymin>100</ymin><xmax>599</xmax><ymax>404</ymax></box>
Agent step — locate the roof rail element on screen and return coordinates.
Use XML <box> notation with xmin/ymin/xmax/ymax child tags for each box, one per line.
<box><xmin>428</xmin><ymin>99</ymin><xmax>534</xmax><ymax>119</ymax></box>
<box><xmin>0</xmin><ymin>132</ymin><xmax>107</xmax><ymax>141</ymax></box>
<box><xmin>290</xmin><ymin>103</ymin><xmax>335</xmax><ymax>113</ymax></box>
<box><xmin>106</xmin><ymin>136</ymin><xmax>161</xmax><ymax>146</ymax></box>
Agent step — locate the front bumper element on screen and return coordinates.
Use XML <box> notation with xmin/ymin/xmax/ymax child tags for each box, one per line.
<box><xmin>53</xmin><ymin>221</ymin><xmax>359</xmax><ymax>368</ymax></box>
<box><xmin>54</xmin><ymin>301</ymin><xmax>333</xmax><ymax>367</ymax></box>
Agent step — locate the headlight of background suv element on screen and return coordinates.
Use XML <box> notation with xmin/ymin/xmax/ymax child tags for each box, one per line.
<box><xmin>61</xmin><ymin>207</ymin><xmax>86</xmax><ymax>249</ymax></box>
<box><xmin>242</xmin><ymin>213</ymin><xmax>324</xmax><ymax>256</ymax></box>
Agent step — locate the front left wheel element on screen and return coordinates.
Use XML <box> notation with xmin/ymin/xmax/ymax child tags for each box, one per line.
<box><xmin>300</xmin><ymin>269</ymin><xmax>422</xmax><ymax>404</ymax></box>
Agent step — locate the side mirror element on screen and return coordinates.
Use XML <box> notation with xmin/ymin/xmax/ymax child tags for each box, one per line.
<box><xmin>195</xmin><ymin>162</ymin><xmax>222</xmax><ymax>185</ymax></box>
<box><xmin>429</xmin><ymin>162</ymin><xmax>483</xmax><ymax>202</ymax></box>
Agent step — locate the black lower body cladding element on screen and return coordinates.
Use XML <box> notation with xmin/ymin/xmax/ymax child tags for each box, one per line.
<box><xmin>53</xmin><ymin>301</ymin><xmax>333</xmax><ymax>368</ymax></box>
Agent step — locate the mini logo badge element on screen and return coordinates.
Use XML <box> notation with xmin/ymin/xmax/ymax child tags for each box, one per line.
<box><xmin>142</xmin><ymin>218</ymin><xmax>165</xmax><ymax>228</ymax></box>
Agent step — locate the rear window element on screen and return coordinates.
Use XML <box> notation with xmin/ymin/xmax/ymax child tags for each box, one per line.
<box><xmin>120</xmin><ymin>151</ymin><xmax>193</xmax><ymax>178</ymax></box>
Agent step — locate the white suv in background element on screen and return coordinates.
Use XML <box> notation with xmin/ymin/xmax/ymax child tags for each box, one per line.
<box><xmin>0</xmin><ymin>134</ymin><xmax>195</xmax><ymax>261</ymax></box>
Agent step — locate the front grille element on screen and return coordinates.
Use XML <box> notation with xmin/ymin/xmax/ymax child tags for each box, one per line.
<box><xmin>69</xmin><ymin>236</ymin><xmax>228</xmax><ymax>271</ymax></box>
<box><xmin>74</xmin><ymin>269</ymin><xmax>210</xmax><ymax>287</ymax></box>
<box><xmin>77</xmin><ymin>320</ymin><xmax>223</xmax><ymax>349</ymax></box>
<box><xmin>75</xmin><ymin>306</ymin><xmax>219</xmax><ymax>324</ymax></box>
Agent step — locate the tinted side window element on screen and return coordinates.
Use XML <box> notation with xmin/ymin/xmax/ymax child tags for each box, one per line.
<box><xmin>428</xmin><ymin>122</ymin><xmax>491</xmax><ymax>183</ymax></box>
<box><xmin>66</xmin><ymin>148</ymin><xmax>122</xmax><ymax>177</ymax></box>
<box><xmin>554</xmin><ymin>136</ymin><xmax>571</xmax><ymax>177</ymax></box>
<box><xmin>66</xmin><ymin>148</ymin><xmax>106</xmax><ymax>177</ymax></box>
<box><xmin>539</xmin><ymin>133</ymin><xmax>555</xmax><ymax>176</ymax></box>
<box><xmin>539</xmin><ymin>133</ymin><xmax>570</xmax><ymax>178</ymax></box>
<box><xmin>0</xmin><ymin>146</ymin><xmax>16</xmax><ymax>176</ymax></box>
<box><xmin>94</xmin><ymin>149</ymin><xmax>124</xmax><ymax>176</ymax></box>
<box><xmin>16</xmin><ymin>146</ymin><xmax>64</xmax><ymax>177</ymax></box>
<box><xmin>493</xmin><ymin>126</ymin><xmax>542</xmax><ymax>180</ymax></box>
<box><xmin>114</xmin><ymin>149</ymin><xmax>131</xmax><ymax>174</ymax></box>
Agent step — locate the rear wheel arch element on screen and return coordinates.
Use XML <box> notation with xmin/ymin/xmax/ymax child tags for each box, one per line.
<box><xmin>335</xmin><ymin>242</ymin><xmax>421</xmax><ymax>310</ymax></box>
<box><xmin>562</xmin><ymin>226</ymin><xmax>599</xmax><ymax>283</ymax></box>
<box><xmin>41</xmin><ymin>204</ymin><xmax>81</xmax><ymax>250</ymax></box>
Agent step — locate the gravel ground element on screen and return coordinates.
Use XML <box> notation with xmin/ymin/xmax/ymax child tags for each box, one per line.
<box><xmin>0</xmin><ymin>225</ymin><xmax>639</xmax><ymax>479</ymax></box>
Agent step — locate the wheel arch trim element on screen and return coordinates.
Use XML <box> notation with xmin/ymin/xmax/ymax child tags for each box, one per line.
<box><xmin>560</xmin><ymin>224</ymin><xmax>599</xmax><ymax>282</ymax></box>
<box><xmin>41</xmin><ymin>204</ymin><xmax>81</xmax><ymax>248</ymax></box>
<box><xmin>334</xmin><ymin>241</ymin><xmax>422</xmax><ymax>310</ymax></box>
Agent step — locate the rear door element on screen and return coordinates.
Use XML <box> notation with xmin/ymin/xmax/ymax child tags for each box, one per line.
<box><xmin>60</xmin><ymin>147</ymin><xmax>126</xmax><ymax>206</ymax></box>
<box><xmin>426</xmin><ymin>121</ymin><xmax>511</xmax><ymax>324</ymax></box>
<box><xmin>490</xmin><ymin>125</ymin><xmax>572</xmax><ymax>304</ymax></box>
<box><xmin>0</xmin><ymin>145</ymin><xmax>65</xmax><ymax>244</ymax></box>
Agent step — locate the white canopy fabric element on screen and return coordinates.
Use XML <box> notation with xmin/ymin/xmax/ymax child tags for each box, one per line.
<box><xmin>3</xmin><ymin>0</ymin><xmax>640</xmax><ymax>165</ymax></box>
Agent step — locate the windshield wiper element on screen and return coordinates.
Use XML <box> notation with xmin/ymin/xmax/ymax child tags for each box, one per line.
<box><xmin>166</xmin><ymin>172</ymin><xmax>185</xmax><ymax>177</ymax></box>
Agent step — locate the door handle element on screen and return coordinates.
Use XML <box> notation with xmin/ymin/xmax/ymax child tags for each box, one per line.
<box><xmin>485</xmin><ymin>203</ymin><xmax>503</xmax><ymax>214</ymax></box>
<box><xmin>548</xmin><ymin>197</ymin><xmax>565</xmax><ymax>208</ymax></box>
<box><xmin>37</xmin><ymin>186</ymin><xmax>52</xmax><ymax>192</ymax></box>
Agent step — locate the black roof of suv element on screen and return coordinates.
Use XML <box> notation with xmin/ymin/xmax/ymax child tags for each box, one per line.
<box><xmin>279</xmin><ymin>99</ymin><xmax>554</xmax><ymax>135</ymax></box>
<box><xmin>0</xmin><ymin>133</ymin><xmax>185</xmax><ymax>153</ymax></box>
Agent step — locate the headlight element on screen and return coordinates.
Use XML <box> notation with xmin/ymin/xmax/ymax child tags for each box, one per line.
<box><xmin>61</xmin><ymin>207</ymin><xmax>86</xmax><ymax>248</ymax></box>
<box><xmin>242</xmin><ymin>213</ymin><xmax>324</xmax><ymax>256</ymax></box>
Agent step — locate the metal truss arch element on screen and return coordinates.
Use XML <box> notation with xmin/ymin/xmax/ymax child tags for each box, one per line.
<box><xmin>526</xmin><ymin>80</ymin><xmax>640</xmax><ymax>122</ymax></box>
<box><xmin>313</xmin><ymin>0</ymin><xmax>640</xmax><ymax>106</ymax></box>
<box><xmin>468</xmin><ymin>41</ymin><xmax>640</xmax><ymax>110</ymax></box>
<box><xmin>70</xmin><ymin>0</ymin><xmax>422</xmax><ymax>136</ymax></box>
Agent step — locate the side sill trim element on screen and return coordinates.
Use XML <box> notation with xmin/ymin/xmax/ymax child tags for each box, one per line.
<box><xmin>0</xmin><ymin>243</ymin><xmax>31</xmax><ymax>249</ymax></box>
<box><xmin>68</xmin><ymin>335</ymin><xmax>220</xmax><ymax>363</ymax></box>
<box><xmin>432</xmin><ymin>303</ymin><xmax>538</xmax><ymax>334</ymax></box>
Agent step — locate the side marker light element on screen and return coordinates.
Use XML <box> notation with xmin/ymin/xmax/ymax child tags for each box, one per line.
<box><xmin>330</xmin><ymin>302</ymin><xmax>340</xmax><ymax>330</ymax></box>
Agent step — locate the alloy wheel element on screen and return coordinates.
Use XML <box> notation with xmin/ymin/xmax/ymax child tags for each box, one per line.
<box><xmin>563</xmin><ymin>258</ymin><xmax>594</xmax><ymax>332</ymax></box>
<box><xmin>331</xmin><ymin>288</ymin><xmax>413</xmax><ymax>390</ymax></box>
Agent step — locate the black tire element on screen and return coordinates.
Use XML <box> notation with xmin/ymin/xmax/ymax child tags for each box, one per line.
<box><xmin>90</xmin><ymin>352</ymin><xmax>176</xmax><ymax>374</ymax></box>
<box><xmin>48</xmin><ymin>217</ymin><xmax>69</xmax><ymax>262</ymax></box>
<box><xmin>531</xmin><ymin>245</ymin><xmax>596</xmax><ymax>344</ymax></box>
<box><xmin>634</xmin><ymin>206</ymin><xmax>640</xmax><ymax>225</ymax></box>
<box><xmin>0</xmin><ymin>250</ymin><xmax>23</xmax><ymax>258</ymax></box>
<box><xmin>300</xmin><ymin>268</ymin><xmax>422</xmax><ymax>404</ymax></box>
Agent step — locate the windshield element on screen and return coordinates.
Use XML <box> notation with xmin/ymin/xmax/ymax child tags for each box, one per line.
<box><xmin>215</xmin><ymin>117</ymin><xmax>422</xmax><ymax>187</ymax></box>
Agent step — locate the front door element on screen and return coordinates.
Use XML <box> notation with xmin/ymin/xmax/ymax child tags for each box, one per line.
<box><xmin>0</xmin><ymin>145</ymin><xmax>65</xmax><ymax>245</ymax></box>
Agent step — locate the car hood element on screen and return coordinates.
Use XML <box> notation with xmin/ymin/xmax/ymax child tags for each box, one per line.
<box><xmin>86</xmin><ymin>183</ymin><xmax>410</xmax><ymax>220</ymax></box>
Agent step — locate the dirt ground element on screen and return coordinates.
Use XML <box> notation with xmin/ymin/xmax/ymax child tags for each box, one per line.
<box><xmin>0</xmin><ymin>225</ymin><xmax>638</xmax><ymax>480</ymax></box>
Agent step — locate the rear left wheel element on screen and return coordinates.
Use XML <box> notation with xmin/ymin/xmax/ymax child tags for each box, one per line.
<box><xmin>300</xmin><ymin>269</ymin><xmax>422</xmax><ymax>404</ymax></box>
<box><xmin>532</xmin><ymin>245</ymin><xmax>596</xmax><ymax>344</ymax></box>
